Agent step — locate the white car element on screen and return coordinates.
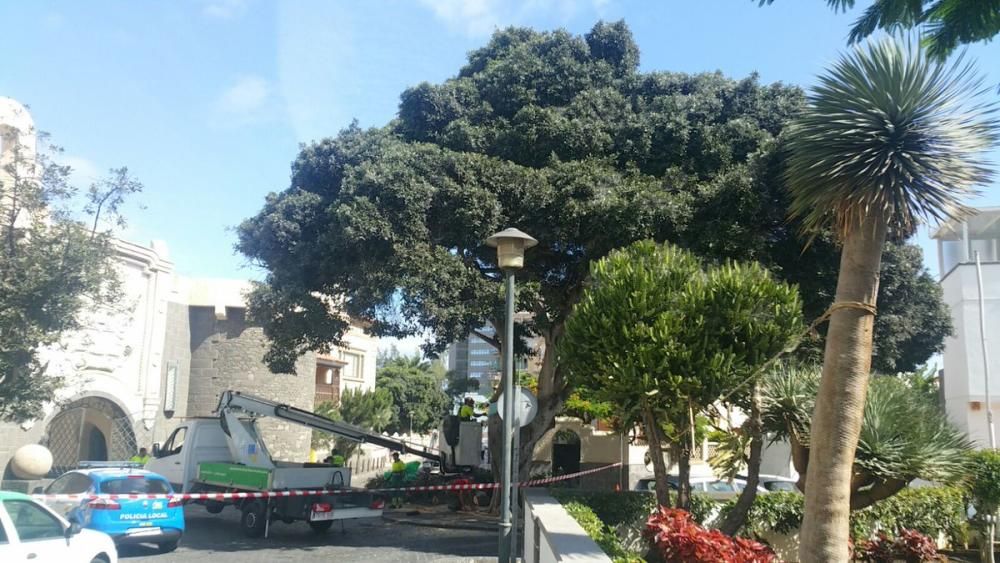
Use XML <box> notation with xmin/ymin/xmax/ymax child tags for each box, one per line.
<box><xmin>0</xmin><ymin>490</ymin><xmax>118</xmax><ymax>563</ymax></box>
<box><xmin>634</xmin><ymin>476</ymin><xmax>768</xmax><ymax>499</ymax></box>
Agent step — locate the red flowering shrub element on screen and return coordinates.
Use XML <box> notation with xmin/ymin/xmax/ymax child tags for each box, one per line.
<box><xmin>855</xmin><ymin>529</ymin><xmax>943</xmax><ymax>562</ymax></box>
<box><xmin>644</xmin><ymin>507</ymin><xmax>775</xmax><ymax>563</ymax></box>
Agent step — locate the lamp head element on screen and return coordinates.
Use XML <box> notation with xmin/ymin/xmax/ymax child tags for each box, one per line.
<box><xmin>486</xmin><ymin>228</ymin><xmax>538</xmax><ymax>270</ymax></box>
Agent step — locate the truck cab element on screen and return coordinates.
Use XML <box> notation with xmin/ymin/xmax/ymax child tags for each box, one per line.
<box><xmin>147</xmin><ymin>419</ymin><xmax>230</xmax><ymax>493</ymax></box>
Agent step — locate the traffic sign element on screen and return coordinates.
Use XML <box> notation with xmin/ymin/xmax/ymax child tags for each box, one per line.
<box><xmin>497</xmin><ymin>388</ymin><xmax>538</xmax><ymax>427</ymax></box>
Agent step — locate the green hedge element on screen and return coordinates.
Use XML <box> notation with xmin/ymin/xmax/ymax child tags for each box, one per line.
<box><xmin>851</xmin><ymin>486</ymin><xmax>968</xmax><ymax>546</ymax></box>
<box><xmin>561</xmin><ymin>500</ymin><xmax>642</xmax><ymax>562</ymax></box>
<box><xmin>715</xmin><ymin>486</ymin><xmax>967</xmax><ymax>547</ymax></box>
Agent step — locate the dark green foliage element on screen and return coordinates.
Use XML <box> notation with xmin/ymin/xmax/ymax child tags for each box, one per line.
<box><xmin>562</xmin><ymin>501</ymin><xmax>638</xmax><ymax>560</ymax></box>
<box><xmin>237</xmin><ymin>22</ymin><xmax>959</xmax><ymax>466</ymax></box>
<box><xmin>720</xmin><ymin>487</ymin><xmax>966</xmax><ymax>546</ymax></box>
<box><xmin>375</xmin><ymin>355</ymin><xmax>451</xmax><ymax>434</ymax></box>
<box><xmin>759</xmin><ymin>0</ymin><xmax>1000</xmax><ymax>59</ymax></box>
<box><xmin>967</xmin><ymin>449</ymin><xmax>1000</xmax><ymax>529</ymax></box>
<box><xmin>871</xmin><ymin>244</ymin><xmax>952</xmax><ymax>373</ymax></box>
<box><xmin>726</xmin><ymin>491</ymin><xmax>804</xmax><ymax>537</ymax></box>
<box><xmin>0</xmin><ymin>130</ymin><xmax>141</xmax><ymax>422</ymax></box>
<box><xmin>553</xmin><ymin>490</ymin><xmax>656</xmax><ymax>527</ymax></box>
<box><xmin>851</xmin><ymin>486</ymin><xmax>968</xmax><ymax>546</ymax></box>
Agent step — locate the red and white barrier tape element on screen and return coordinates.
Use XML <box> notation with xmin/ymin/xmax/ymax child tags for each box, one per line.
<box><xmin>31</xmin><ymin>462</ymin><xmax>621</xmax><ymax>502</ymax></box>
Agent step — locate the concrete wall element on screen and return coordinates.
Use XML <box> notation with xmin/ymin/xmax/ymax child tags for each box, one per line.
<box><xmin>185</xmin><ymin>306</ymin><xmax>317</xmax><ymax>460</ymax></box>
<box><xmin>940</xmin><ymin>262</ymin><xmax>1000</xmax><ymax>447</ymax></box>
<box><xmin>523</xmin><ymin>488</ymin><xmax>612</xmax><ymax>563</ymax></box>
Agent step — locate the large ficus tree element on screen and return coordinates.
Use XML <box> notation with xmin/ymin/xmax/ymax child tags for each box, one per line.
<box><xmin>237</xmin><ymin>22</ymin><xmax>958</xmax><ymax>481</ymax></box>
<box><xmin>784</xmin><ymin>39</ymin><xmax>997</xmax><ymax>562</ymax></box>
<box><xmin>561</xmin><ymin>241</ymin><xmax>804</xmax><ymax>510</ymax></box>
<box><xmin>0</xmin><ymin>117</ymin><xmax>141</xmax><ymax>422</ymax></box>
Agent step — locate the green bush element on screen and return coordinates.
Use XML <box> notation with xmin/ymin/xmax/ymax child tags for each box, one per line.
<box><xmin>562</xmin><ymin>501</ymin><xmax>637</xmax><ymax>560</ymax></box>
<box><xmin>715</xmin><ymin>487</ymin><xmax>966</xmax><ymax>547</ymax></box>
<box><xmin>851</xmin><ymin>486</ymin><xmax>968</xmax><ymax>546</ymax></box>
<box><xmin>718</xmin><ymin>491</ymin><xmax>804</xmax><ymax>537</ymax></box>
<box><xmin>968</xmin><ymin>449</ymin><xmax>1000</xmax><ymax>529</ymax></box>
<box><xmin>552</xmin><ymin>491</ymin><xmax>656</xmax><ymax>527</ymax></box>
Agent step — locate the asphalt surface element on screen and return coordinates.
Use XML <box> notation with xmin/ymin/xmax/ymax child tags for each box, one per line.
<box><xmin>119</xmin><ymin>505</ymin><xmax>498</xmax><ymax>562</ymax></box>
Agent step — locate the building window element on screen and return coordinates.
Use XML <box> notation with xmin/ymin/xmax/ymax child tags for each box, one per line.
<box><xmin>315</xmin><ymin>364</ymin><xmax>341</xmax><ymax>405</ymax></box>
<box><xmin>470</xmin><ymin>360</ymin><xmax>494</xmax><ymax>367</ymax></box>
<box><xmin>340</xmin><ymin>351</ymin><xmax>364</xmax><ymax>381</ymax></box>
<box><xmin>470</xmin><ymin>348</ymin><xmax>494</xmax><ymax>355</ymax></box>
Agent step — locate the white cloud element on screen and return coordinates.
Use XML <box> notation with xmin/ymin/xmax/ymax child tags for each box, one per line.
<box><xmin>417</xmin><ymin>0</ymin><xmax>502</xmax><ymax>38</ymax></box>
<box><xmin>202</xmin><ymin>0</ymin><xmax>248</xmax><ymax>19</ymax></box>
<box><xmin>417</xmin><ymin>0</ymin><xmax>615</xmax><ymax>37</ymax></box>
<box><xmin>216</xmin><ymin>75</ymin><xmax>271</xmax><ymax>115</ymax></box>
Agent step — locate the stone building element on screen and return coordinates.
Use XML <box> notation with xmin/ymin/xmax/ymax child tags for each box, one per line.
<box><xmin>0</xmin><ymin>98</ymin><xmax>379</xmax><ymax>477</ymax></box>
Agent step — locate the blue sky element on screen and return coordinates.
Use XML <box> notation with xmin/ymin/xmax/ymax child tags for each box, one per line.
<box><xmin>1</xmin><ymin>1</ymin><xmax>998</xmax><ymax>354</ymax></box>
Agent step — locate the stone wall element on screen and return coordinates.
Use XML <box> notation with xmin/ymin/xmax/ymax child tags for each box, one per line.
<box><xmin>186</xmin><ymin>306</ymin><xmax>316</xmax><ymax>460</ymax></box>
<box><xmin>152</xmin><ymin>301</ymin><xmax>192</xmax><ymax>444</ymax></box>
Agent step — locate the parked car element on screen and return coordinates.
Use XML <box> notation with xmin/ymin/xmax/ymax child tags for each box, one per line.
<box><xmin>0</xmin><ymin>490</ymin><xmax>118</xmax><ymax>563</ymax></box>
<box><xmin>634</xmin><ymin>475</ymin><xmax>767</xmax><ymax>499</ymax></box>
<box><xmin>42</xmin><ymin>467</ymin><xmax>184</xmax><ymax>553</ymax></box>
<box><xmin>737</xmin><ymin>474</ymin><xmax>799</xmax><ymax>493</ymax></box>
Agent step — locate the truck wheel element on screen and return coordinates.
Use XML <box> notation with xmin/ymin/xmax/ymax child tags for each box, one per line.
<box><xmin>308</xmin><ymin>520</ymin><xmax>334</xmax><ymax>534</ymax></box>
<box><xmin>240</xmin><ymin>501</ymin><xmax>267</xmax><ymax>538</ymax></box>
<box><xmin>205</xmin><ymin>500</ymin><xmax>224</xmax><ymax>514</ymax></box>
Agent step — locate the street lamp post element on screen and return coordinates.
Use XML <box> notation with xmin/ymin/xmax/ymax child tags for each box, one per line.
<box><xmin>487</xmin><ymin>228</ymin><xmax>537</xmax><ymax>563</ymax></box>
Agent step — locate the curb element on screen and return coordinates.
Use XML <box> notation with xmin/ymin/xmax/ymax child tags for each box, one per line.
<box><xmin>382</xmin><ymin>511</ymin><xmax>498</xmax><ymax>532</ymax></box>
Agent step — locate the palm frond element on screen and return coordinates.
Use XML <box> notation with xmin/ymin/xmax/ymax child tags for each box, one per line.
<box><xmin>785</xmin><ymin>37</ymin><xmax>999</xmax><ymax>241</ymax></box>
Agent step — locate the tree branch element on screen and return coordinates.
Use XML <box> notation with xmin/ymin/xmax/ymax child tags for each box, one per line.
<box><xmin>472</xmin><ymin>329</ymin><xmax>500</xmax><ymax>349</ymax></box>
<box><xmin>850</xmin><ymin>478</ymin><xmax>908</xmax><ymax>510</ymax></box>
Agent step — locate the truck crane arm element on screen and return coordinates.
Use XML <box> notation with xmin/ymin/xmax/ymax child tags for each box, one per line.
<box><xmin>215</xmin><ymin>390</ymin><xmax>443</xmax><ymax>464</ymax></box>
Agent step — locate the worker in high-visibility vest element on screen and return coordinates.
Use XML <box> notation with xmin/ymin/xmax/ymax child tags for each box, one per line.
<box><xmin>129</xmin><ymin>447</ymin><xmax>150</xmax><ymax>465</ymax></box>
<box><xmin>323</xmin><ymin>448</ymin><xmax>345</xmax><ymax>467</ymax></box>
<box><xmin>389</xmin><ymin>452</ymin><xmax>407</xmax><ymax>508</ymax></box>
<box><xmin>459</xmin><ymin>397</ymin><xmax>475</xmax><ymax>420</ymax></box>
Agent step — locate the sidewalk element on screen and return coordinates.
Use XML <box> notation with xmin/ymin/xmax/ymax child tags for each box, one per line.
<box><xmin>382</xmin><ymin>504</ymin><xmax>499</xmax><ymax>532</ymax></box>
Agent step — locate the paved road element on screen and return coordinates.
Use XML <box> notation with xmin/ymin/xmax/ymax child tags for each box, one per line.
<box><xmin>119</xmin><ymin>506</ymin><xmax>497</xmax><ymax>562</ymax></box>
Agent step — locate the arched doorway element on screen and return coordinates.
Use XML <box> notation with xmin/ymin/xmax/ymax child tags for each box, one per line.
<box><xmin>552</xmin><ymin>429</ymin><xmax>581</xmax><ymax>477</ymax></box>
<box><xmin>43</xmin><ymin>396</ymin><xmax>136</xmax><ymax>476</ymax></box>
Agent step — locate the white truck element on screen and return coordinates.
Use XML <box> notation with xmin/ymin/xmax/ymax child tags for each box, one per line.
<box><xmin>145</xmin><ymin>390</ymin><xmax>481</xmax><ymax>538</ymax></box>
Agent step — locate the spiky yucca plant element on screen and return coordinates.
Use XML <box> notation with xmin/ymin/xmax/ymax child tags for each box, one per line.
<box><xmin>759</xmin><ymin>366</ymin><xmax>973</xmax><ymax>506</ymax></box>
<box><xmin>784</xmin><ymin>37</ymin><xmax>997</xmax><ymax>563</ymax></box>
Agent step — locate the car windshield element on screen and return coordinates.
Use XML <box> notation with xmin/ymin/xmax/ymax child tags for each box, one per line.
<box><xmin>99</xmin><ymin>477</ymin><xmax>170</xmax><ymax>494</ymax></box>
<box><xmin>765</xmin><ymin>481</ymin><xmax>799</xmax><ymax>492</ymax></box>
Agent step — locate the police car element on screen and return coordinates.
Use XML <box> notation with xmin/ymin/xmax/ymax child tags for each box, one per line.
<box><xmin>42</xmin><ymin>465</ymin><xmax>184</xmax><ymax>553</ymax></box>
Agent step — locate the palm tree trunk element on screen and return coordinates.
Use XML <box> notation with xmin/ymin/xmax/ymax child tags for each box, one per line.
<box><xmin>799</xmin><ymin>212</ymin><xmax>888</xmax><ymax>563</ymax></box>
<box><xmin>642</xmin><ymin>406</ymin><xmax>671</xmax><ymax>508</ymax></box>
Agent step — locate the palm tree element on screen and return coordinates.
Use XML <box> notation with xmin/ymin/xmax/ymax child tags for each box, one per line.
<box><xmin>784</xmin><ymin>38</ymin><xmax>997</xmax><ymax>562</ymax></box>
<box><xmin>759</xmin><ymin>1</ymin><xmax>1000</xmax><ymax>60</ymax></box>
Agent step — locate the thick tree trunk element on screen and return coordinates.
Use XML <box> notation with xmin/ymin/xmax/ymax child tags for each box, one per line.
<box><xmin>676</xmin><ymin>442</ymin><xmax>692</xmax><ymax>510</ymax></box>
<box><xmin>720</xmin><ymin>384</ymin><xmax>764</xmax><ymax>536</ymax></box>
<box><xmin>799</xmin><ymin>213</ymin><xmax>888</xmax><ymax>563</ymax></box>
<box><xmin>642</xmin><ymin>406</ymin><xmax>672</xmax><ymax>508</ymax></box>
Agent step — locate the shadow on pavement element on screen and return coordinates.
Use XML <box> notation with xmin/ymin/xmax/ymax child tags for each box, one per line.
<box><xmin>118</xmin><ymin>506</ymin><xmax>497</xmax><ymax>560</ymax></box>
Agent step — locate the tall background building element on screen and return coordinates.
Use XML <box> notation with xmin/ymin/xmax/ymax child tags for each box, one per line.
<box><xmin>446</xmin><ymin>316</ymin><xmax>544</xmax><ymax>394</ymax></box>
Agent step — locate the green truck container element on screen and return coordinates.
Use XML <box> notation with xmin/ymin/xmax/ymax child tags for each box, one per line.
<box><xmin>197</xmin><ymin>462</ymin><xmax>272</xmax><ymax>490</ymax></box>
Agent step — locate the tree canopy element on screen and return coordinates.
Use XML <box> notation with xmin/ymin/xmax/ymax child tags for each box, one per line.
<box><xmin>375</xmin><ymin>354</ymin><xmax>451</xmax><ymax>434</ymax></box>
<box><xmin>237</xmin><ymin>21</ymin><xmax>957</xmax><ymax>475</ymax></box>
<box><xmin>561</xmin><ymin>240</ymin><xmax>804</xmax><ymax>507</ymax></box>
<box><xmin>0</xmin><ymin>126</ymin><xmax>141</xmax><ymax>422</ymax></box>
